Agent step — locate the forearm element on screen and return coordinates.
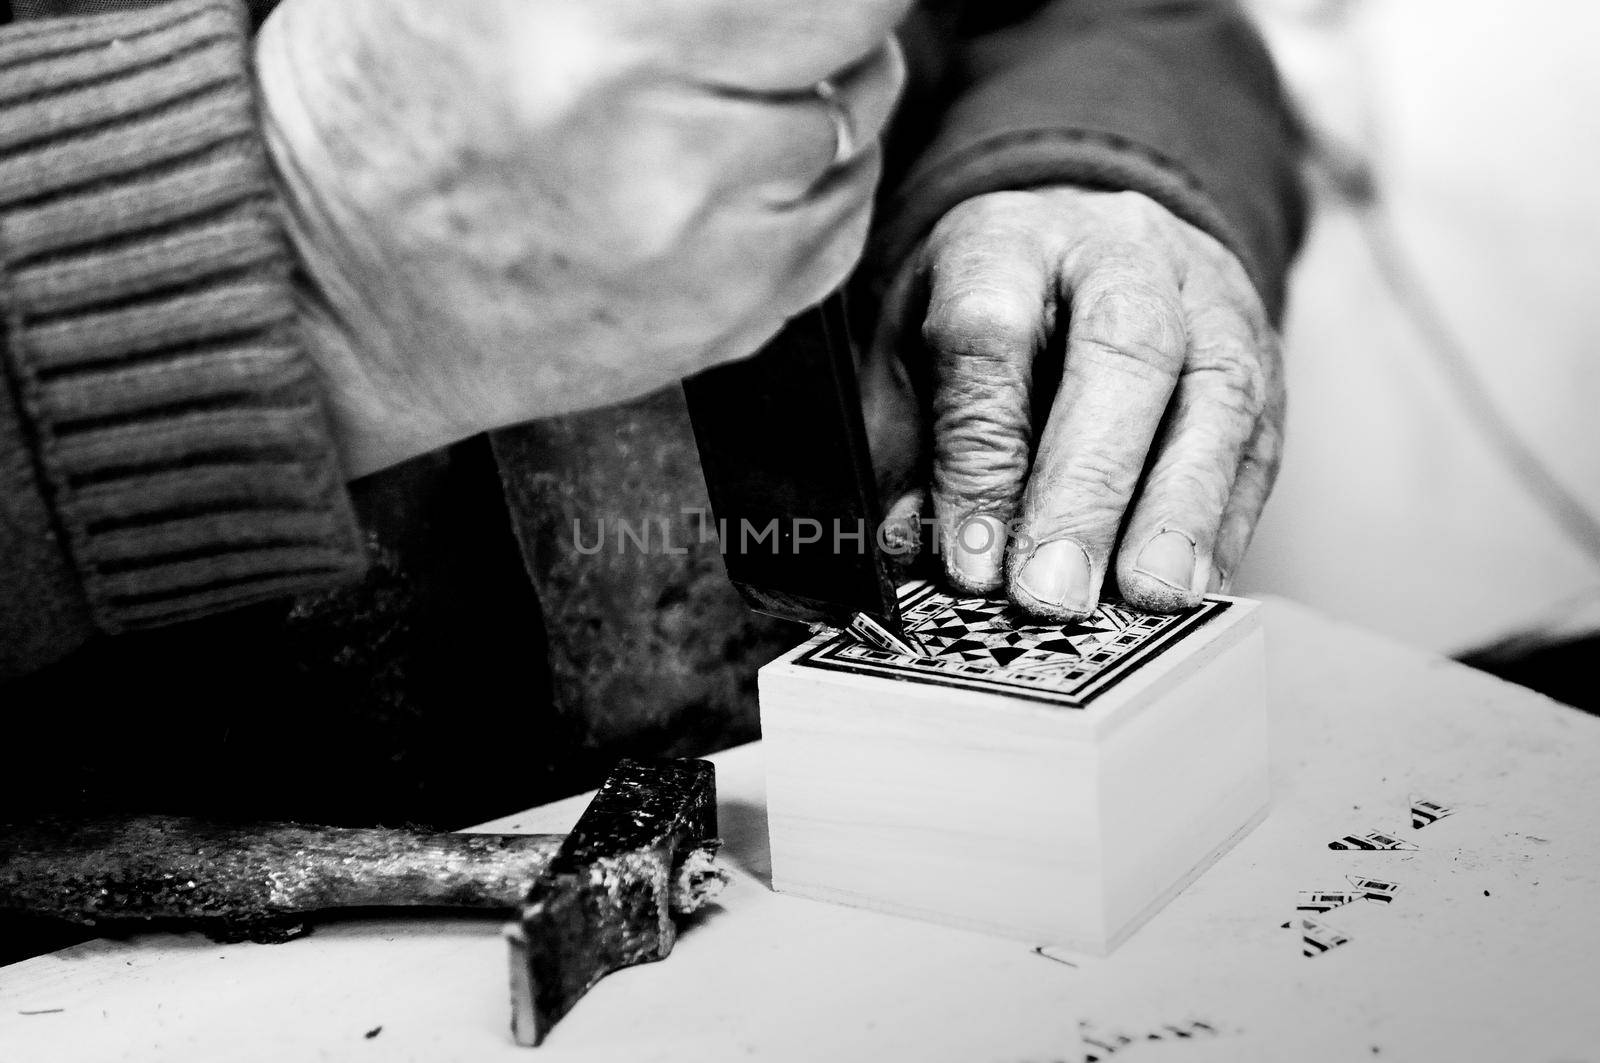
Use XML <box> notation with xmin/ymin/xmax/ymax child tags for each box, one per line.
<box><xmin>0</xmin><ymin>0</ymin><xmax>364</xmax><ymax>678</ymax></box>
<box><xmin>877</xmin><ymin>0</ymin><xmax>1307</xmax><ymax>320</ymax></box>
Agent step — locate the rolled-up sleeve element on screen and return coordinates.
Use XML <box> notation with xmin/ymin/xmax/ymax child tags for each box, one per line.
<box><xmin>1</xmin><ymin>0</ymin><xmax>364</xmax><ymax>678</ymax></box>
<box><xmin>877</xmin><ymin>0</ymin><xmax>1307</xmax><ymax>319</ymax></box>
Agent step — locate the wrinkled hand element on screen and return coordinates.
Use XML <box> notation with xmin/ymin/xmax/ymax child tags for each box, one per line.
<box><xmin>256</xmin><ymin>0</ymin><xmax>910</xmax><ymax>477</ymax></box>
<box><xmin>867</xmin><ymin>188</ymin><xmax>1285</xmax><ymax>617</ymax></box>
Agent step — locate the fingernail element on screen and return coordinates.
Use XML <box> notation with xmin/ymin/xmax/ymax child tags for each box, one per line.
<box><xmin>1132</xmin><ymin>530</ymin><xmax>1197</xmax><ymax>594</ymax></box>
<box><xmin>1016</xmin><ymin>539</ymin><xmax>1093</xmax><ymax>612</ymax></box>
<box><xmin>949</xmin><ymin>514</ymin><xmax>1007</xmax><ymax>589</ymax></box>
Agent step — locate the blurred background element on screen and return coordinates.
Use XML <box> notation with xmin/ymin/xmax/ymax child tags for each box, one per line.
<box><xmin>1233</xmin><ymin>0</ymin><xmax>1600</xmax><ymax>707</ymax></box>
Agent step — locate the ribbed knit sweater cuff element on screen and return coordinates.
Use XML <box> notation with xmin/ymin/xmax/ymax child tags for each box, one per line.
<box><xmin>0</xmin><ymin>0</ymin><xmax>364</xmax><ymax>633</ymax></box>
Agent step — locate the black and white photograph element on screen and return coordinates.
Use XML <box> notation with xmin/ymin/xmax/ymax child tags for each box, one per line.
<box><xmin>1</xmin><ymin>0</ymin><xmax>1596</xmax><ymax>1059</ymax></box>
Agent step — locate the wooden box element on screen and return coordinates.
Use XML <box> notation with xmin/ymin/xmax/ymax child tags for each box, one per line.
<box><xmin>758</xmin><ymin>582</ymin><xmax>1268</xmax><ymax>954</ymax></box>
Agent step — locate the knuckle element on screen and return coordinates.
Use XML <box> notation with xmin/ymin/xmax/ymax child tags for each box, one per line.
<box><xmin>1039</xmin><ymin>444</ymin><xmax>1138</xmax><ymax>504</ymax></box>
<box><xmin>933</xmin><ymin>447</ymin><xmax>1027</xmax><ymax>522</ymax></box>
<box><xmin>1094</xmin><ymin>191</ymin><xmax>1174</xmax><ymax>238</ymax></box>
<box><xmin>1187</xmin><ymin>301</ymin><xmax>1256</xmax><ymax>345</ymax></box>
<box><xmin>933</xmin><ymin>358</ymin><xmax>1026</xmax><ymax>415</ymax></box>
<box><xmin>924</xmin><ymin>289</ymin><xmax>1044</xmax><ymax>359</ymax></box>
<box><xmin>1074</xmin><ymin>452</ymin><xmax>1134</xmax><ymax>501</ymax></box>
<box><xmin>933</xmin><ymin>475</ymin><xmax>1023</xmax><ymax>522</ymax></box>
<box><xmin>1184</xmin><ymin>313</ymin><xmax>1276</xmax><ymax>419</ymax></box>
<box><xmin>1021</xmin><ymin>496</ymin><xmax>1125</xmax><ymax>553</ymax></box>
<box><xmin>1194</xmin><ymin>282</ymin><xmax>1270</xmax><ymax>338</ymax></box>
<box><xmin>1150</xmin><ymin>465</ymin><xmax>1231</xmax><ymax>515</ymax></box>
<box><xmin>1071</xmin><ymin>238</ymin><xmax>1155</xmax><ymax>277</ymax></box>
<box><xmin>1185</xmin><ymin>357</ymin><xmax>1267</xmax><ymax>422</ymax></box>
<box><xmin>933</xmin><ymin>405</ymin><xmax>1031</xmax><ymax>469</ymax></box>
<box><xmin>931</xmin><ymin>191</ymin><xmax>1036</xmax><ymax>238</ymax></box>
<box><xmin>1072</xmin><ymin>278</ymin><xmax>1186</xmax><ymax>373</ymax></box>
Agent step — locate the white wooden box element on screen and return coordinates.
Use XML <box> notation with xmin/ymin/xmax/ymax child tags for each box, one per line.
<box><xmin>758</xmin><ymin>583</ymin><xmax>1268</xmax><ymax>954</ymax></box>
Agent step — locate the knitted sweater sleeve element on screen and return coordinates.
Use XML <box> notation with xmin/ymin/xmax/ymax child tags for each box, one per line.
<box><xmin>0</xmin><ymin>0</ymin><xmax>364</xmax><ymax>679</ymax></box>
<box><xmin>877</xmin><ymin>0</ymin><xmax>1307</xmax><ymax>321</ymax></box>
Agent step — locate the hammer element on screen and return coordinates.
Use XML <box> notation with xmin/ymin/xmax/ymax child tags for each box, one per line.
<box><xmin>0</xmin><ymin>758</ymin><xmax>724</xmax><ymax>1046</ymax></box>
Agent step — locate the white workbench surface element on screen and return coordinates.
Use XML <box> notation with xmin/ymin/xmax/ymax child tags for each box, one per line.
<box><xmin>3</xmin><ymin>598</ymin><xmax>1598</xmax><ymax>1062</ymax></box>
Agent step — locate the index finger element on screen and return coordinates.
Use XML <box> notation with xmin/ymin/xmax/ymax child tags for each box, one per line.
<box><xmin>921</xmin><ymin>200</ymin><xmax>1055</xmax><ymax>593</ymax></box>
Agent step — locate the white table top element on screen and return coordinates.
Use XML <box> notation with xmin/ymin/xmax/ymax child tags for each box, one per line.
<box><xmin>3</xmin><ymin>598</ymin><xmax>1597</xmax><ymax>1062</ymax></box>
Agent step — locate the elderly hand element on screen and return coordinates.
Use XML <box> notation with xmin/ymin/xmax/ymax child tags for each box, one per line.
<box><xmin>255</xmin><ymin>0</ymin><xmax>910</xmax><ymax>477</ymax></box>
<box><xmin>869</xmin><ymin>187</ymin><xmax>1284</xmax><ymax>617</ymax></box>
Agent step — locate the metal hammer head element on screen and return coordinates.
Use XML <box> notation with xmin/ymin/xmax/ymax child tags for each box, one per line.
<box><xmin>505</xmin><ymin>758</ymin><xmax>723</xmax><ymax>1046</ymax></box>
